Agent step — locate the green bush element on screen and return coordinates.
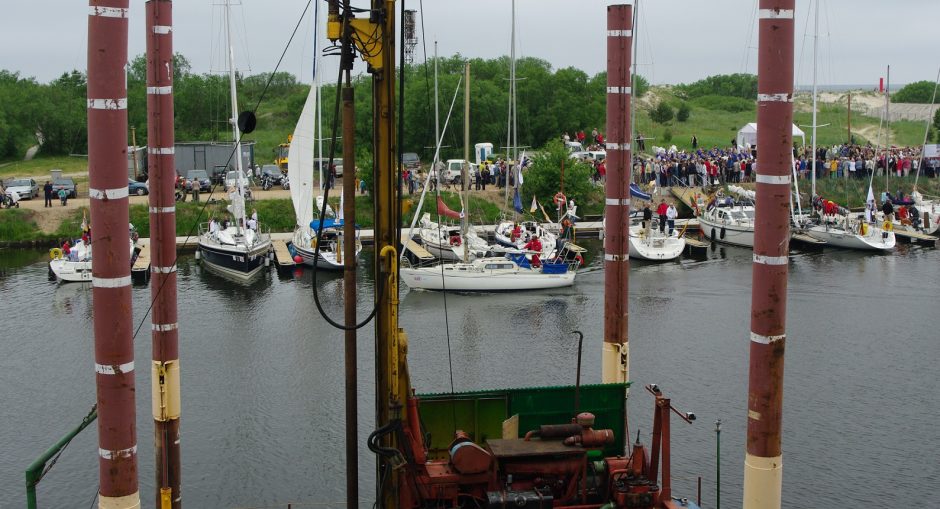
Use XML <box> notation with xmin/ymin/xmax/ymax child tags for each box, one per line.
<box><xmin>650</xmin><ymin>102</ymin><xmax>674</xmax><ymax>123</ymax></box>
<box><xmin>893</xmin><ymin>80</ymin><xmax>938</xmax><ymax>103</ymax></box>
<box><xmin>662</xmin><ymin>129</ymin><xmax>673</xmax><ymax>143</ymax></box>
<box><xmin>676</xmin><ymin>102</ymin><xmax>690</xmax><ymax>122</ymax></box>
<box><xmin>521</xmin><ymin>143</ymin><xmax>594</xmax><ymax>211</ymax></box>
<box><xmin>676</xmin><ymin>73</ymin><xmax>758</xmax><ymax>100</ymax></box>
<box><xmin>691</xmin><ymin>95</ymin><xmax>755</xmax><ymax>113</ymax></box>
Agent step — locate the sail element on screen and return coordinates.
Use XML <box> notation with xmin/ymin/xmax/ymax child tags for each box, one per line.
<box><xmin>289</xmin><ymin>84</ymin><xmax>317</xmax><ymax>229</ymax></box>
<box><xmin>437</xmin><ymin>196</ymin><xmax>461</xmax><ymax>220</ymax></box>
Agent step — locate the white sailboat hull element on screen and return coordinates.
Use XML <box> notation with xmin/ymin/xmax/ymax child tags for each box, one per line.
<box><xmin>49</xmin><ymin>239</ymin><xmax>136</xmax><ymax>283</ymax></box>
<box><xmin>401</xmin><ymin>263</ymin><xmax>575</xmax><ymax>292</ymax></box>
<box><xmin>807</xmin><ymin>224</ymin><xmax>895</xmax><ymax>251</ymax></box>
<box><xmin>698</xmin><ymin>215</ymin><xmax>755</xmax><ymax>247</ymax></box>
<box><xmin>628</xmin><ymin>226</ymin><xmax>686</xmax><ymax>261</ymax></box>
<box><xmin>292</xmin><ymin>227</ymin><xmax>361</xmax><ymax>270</ymax></box>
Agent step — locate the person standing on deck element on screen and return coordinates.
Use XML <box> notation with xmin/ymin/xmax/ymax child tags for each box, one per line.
<box><xmin>882</xmin><ymin>199</ymin><xmax>894</xmax><ymax>223</ymax></box>
<box><xmin>666</xmin><ymin>203</ymin><xmax>678</xmax><ymax>236</ymax></box>
<box><xmin>523</xmin><ymin>235</ymin><xmax>543</xmax><ymax>268</ymax></box>
<box><xmin>656</xmin><ymin>199</ymin><xmax>669</xmax><ymax>234</ymax></box>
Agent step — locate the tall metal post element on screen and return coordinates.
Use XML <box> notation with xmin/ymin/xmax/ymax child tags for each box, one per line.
<box><xmin>342</xmin><ymin>84</ymin><xmax>359</xmax><ymax>509</ymax></box>
<box><xmin>602</xmin><ymin>5</ymin><xmax>632</xmax><ymax>385</ymax></box>
<box><xmin>743</xmin><ymin>2</ymin><xmax>794</xmax><ymax>509</ymax></box>
<box><xmin>146</xmin><ymin>1</ymin><xmax>181</xmax><ymax>507</ymax></box>
<box><xmin>371</xmin><ymin>1</ymin><xmax>399</xmax><ymax>507</ymax></box>
<box><xmin>461</xmin><ymin>62</ymin><xmax>470</xmax><ymax>263</ymax></box>
<box><xmin>810</xmin><ymin>0</ymin><xmax>818</xmax><ymax>197</ymax></box>
<box><xmin>87</xmin><ymin>2</ymin><xmax>140</xmax><ymax>508</ymax></box>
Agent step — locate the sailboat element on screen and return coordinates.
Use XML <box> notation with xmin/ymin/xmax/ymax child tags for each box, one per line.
<box><xmin>289</xmin><ymin>9</ymin><xmax>361</xmax><ymax>270</ymax></box>
<box><xmin>626</xmin><ymin>182</ymin><xmax>685</xmax><ymax>261</ymax></box>
<box><xmin>909</xmin><ymin>68</ymin><xmax>940</xmax><ymax>235</ymax></box>
<box><xmin>401</xmin><ymin>63</ymin><xmax>577</xmax><ymax>292</ymax></box>
<box><xmin>799</xmin><ymin>1</ymin><xmax>892</xmax><ymax>251</ymax></box>
<box><xmin>197</xmin><ymin>0</ymin><xmax>271</xmax><ymax>280</ymax></box>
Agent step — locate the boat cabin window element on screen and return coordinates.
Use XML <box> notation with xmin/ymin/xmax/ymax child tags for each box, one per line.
<box><xmin>484</xmin><ymin>263</ymin><xmax>513</xmax><ymax>270</ymax></box>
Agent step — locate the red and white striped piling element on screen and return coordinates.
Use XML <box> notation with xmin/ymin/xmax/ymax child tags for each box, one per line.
<box><xmin>744</xmin><ymin>2</ymin><xmax>794</xmax><ymax>509</ymax></box>
<box><xmin>603</xmin><ymin>4</ymin><xmax>632</xmax><ymax>384</ymax></box>
<box><xmin>146</xmin><ymin>1</ymin><xmax>181</xmax><ymax>507</ymax></box>
<box><xmin>88</xmin><ymin>1</ymin><xmax>140</xmax><ymax>507</ymax></box>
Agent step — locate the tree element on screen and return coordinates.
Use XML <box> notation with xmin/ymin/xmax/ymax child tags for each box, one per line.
<box><xmin>893</xmin><ymin>80</ymin><xmax>938</xmax><ymax>103</ymax></box>
<box><xmin>675</xmin><ymin>73</ymin><xmax>758</xmax><ymax>100</ymax></box>
<box><xmin>933</xmin><ymin>107</ymin><xmax>940</xmax><ymax>133</ymax></box>
<box><xmin>521</xmin><ymin>143</ymin><xmax>594</xmax><ymax>210</ymax></box>
<box><xmin>650</xmin><ymin>101</ymin><xmax>674</xmax><ymax>123</ymax></box>
<box><xmin>676</xmin><ymin>102</ymin><xmax>690</xmax><ymax>122</ymax></box>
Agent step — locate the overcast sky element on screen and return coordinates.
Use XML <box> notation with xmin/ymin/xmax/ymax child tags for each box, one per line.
<box><xmin>2</xmin><ymin>0</ymin><xmax>937</xmax><ymax>87</ymax></box>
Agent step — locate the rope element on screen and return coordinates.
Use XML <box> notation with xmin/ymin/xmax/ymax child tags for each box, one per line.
<box><xmin>37</xmin><ymin>404</ymin><xmax>97</xmax><ymax>483</ymax></box>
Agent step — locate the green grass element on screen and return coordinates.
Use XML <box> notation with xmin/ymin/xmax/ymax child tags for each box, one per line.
<box><xmin>0</xmin><ymin>207</ymin><xmax>86</xmax><ymax>243</ymax></box>
<box><xmin>798</xmin><ymin>175</ymin><xmax>940</xmax><ymax>208</ymax></box>
<box><xmin>634</xmin><ymin>89</ymin><xmax>927</xmax><ymax>153</ymax></box>
<box><xmin>0</xmin><ymin>155</ymin><xmax>89</xmax><ymax>179</ymax></box>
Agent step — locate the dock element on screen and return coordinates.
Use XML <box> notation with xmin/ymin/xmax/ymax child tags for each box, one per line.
<box><xmin>401</xmin><ymin>234</ymin><xmax>434</xmax><ymax>260</ymax></box>
<box><xmin>791</xmin><ymin>232</ymin><xmax>827</xmax><ymax>247</ymax></box>
<box><xmin>272</xmin><ymin>239</ymin><xmax>296</xmax><ymax>270</ymax></box>
<box><xmin>131</xmin><ymin>238</ymin><xmax>151</xmax><ymax>283</ymax></box>
<box><xmin>892</xmin><ymin>228</ymin><xmax>938</xmax><ymax>245</ymax></box>
<box><xmin>670</xmin><ymin>186</ymin><xmax>705</xmax><ymax>211</ymax></box>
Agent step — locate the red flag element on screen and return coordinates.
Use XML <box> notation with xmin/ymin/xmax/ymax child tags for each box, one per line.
<box><xmin>436</xmin><ymin>196</ymin><xmax>461</xmax><ymax>220</ymax></box>
<box><xmin>879</xmin><ymin>77</ymin><xmax>884</xmax><ymax>93</ymax></box>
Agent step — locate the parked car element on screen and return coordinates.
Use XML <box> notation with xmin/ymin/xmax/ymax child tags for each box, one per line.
<box><xmin>402</xmin><ymin>152</ymin><xmax>421</xmax><ymax>170</ymax></box>
<box><xmin>224</xmin><ymin>169</ymin><xmax>252</xmax><ymax>190</ymax></box>
<box><xmin>3</xmin><ymin>178</ymin><xmax>39</xmax><ymax>199</ymax></box>
<box><xmin>185</xmin><ymin>170</ymin><xmax>212</xmax><ymax>192</ymax></box>
<box><xmin>128</xmin><ymin>179</ymin><xmax>149</xmax><ymax>196</ymax></box>
<box><xmin>51</xmin><ymin>178</ymin><xmax>78</xmax><ymax>198</ymax></box>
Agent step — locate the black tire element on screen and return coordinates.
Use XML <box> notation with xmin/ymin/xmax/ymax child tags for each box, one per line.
<box><xmin>710</xmin><ymin>228</ymin><xmax>716</xmax><ymax>242</ymax></box>
<box><xmin>136</xmin><ymin>188</ymin><xmax>146</xmax><ymax>196</ymax></box>
<box><xmin>720</xmin><ymin>227</ymin><xmax>726</xmax><ymax>240</ymax></box>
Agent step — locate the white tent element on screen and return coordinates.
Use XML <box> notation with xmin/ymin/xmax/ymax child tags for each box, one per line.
<box><xmin>736</xmin><ymin>122</ymin><xmax>805</xmax><ymax>149</ymax></box>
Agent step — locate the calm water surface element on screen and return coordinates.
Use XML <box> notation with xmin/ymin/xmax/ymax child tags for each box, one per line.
<box><xmin>1</xmin><ymin>240</ymin><xmax>937</xmax><ymax>508</ymax></box>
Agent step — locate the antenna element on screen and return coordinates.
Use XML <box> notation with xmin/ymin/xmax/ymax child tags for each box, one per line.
<box><xmin>403</xmin><ymin>10</ymin><xmax>418</xmax><ymax>65</ymax></box>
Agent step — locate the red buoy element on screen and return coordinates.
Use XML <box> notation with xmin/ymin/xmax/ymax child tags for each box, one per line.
<box><xmin>293</xmin><ymin>255</ymin><xmax>303</xmax><ymax>264</ymax></box>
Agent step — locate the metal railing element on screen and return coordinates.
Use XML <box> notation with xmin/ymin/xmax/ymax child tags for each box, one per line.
<box><xmin>25</xmin><ymin>405</ymin><xmax>97</xmax><ymax>509</ymax></box>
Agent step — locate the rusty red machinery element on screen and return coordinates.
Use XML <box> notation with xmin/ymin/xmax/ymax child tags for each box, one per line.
<box><xmin>146</xmin><ymin>1</ymin><xmax>182</xmax><ymax>508</ymax></box>
<box><xmin>602</xmin><ymin>3</ymin><xmax>632</xmax><ymax>386</ymax></box>
<box><xmin>743</xmin><ymin>2</ymin><xmax>795</xmax><ymax>509</ymax></box>
<box><xmin>87</xmin><ymin>1</ymin><xmax>140</xmax><ymax>507</ymax></box>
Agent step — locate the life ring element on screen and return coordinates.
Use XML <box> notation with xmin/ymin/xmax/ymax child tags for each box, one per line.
<box><xmin>449</xmin><ymin>236</ymin><xmax>462</xmax><ymax>246</ymax></box>
<box><xmin>554</xmin><ymin>192</ymin><xmax>567</xmax><ymax>208</ymax></box>
<box><xmin>49</xmin><ymin>248</ymin><xmax>63</xmax><ymax>260</ymax></box>
<box><xmin>574</xmin><ymin>254</ymin><xmax>585</xmax><ymax>267</ymax></box>
<box><xmin>882</xmin><ymin>221</ymin><xmax>893</xmax><ymax>232</ymax></box>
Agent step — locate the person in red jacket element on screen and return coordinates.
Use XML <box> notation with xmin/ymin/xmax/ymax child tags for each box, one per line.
<box><xmin>523</xmin><ymin>236</ymin><xmax>543</xmax><ymax>268</ymax></box>
<box><xmin>656</xmin><ymin>200</ymin><xmax>669</xmax><ymax>233</ymax></box>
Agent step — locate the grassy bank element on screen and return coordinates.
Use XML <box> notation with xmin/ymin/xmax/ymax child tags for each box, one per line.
<box><xmin>0</xmin><ymin>208</ymin><xmax>84</xmax><ymax>243</ymax></box>
<box><xmin>0</xmin><ymin>155</ymin><xmax>88</xmax><ymax>179</ymax></box>
<box><xmin>798</xmin><ymin>175</ymin><xmax>940</xmax><ymax>208</ymax></box>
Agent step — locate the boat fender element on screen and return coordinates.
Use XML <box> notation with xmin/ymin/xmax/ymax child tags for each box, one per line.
<box><xmin>195</xmin><ymin>250</ymin><xmax>201</xmax><ymax>261</ymax></box>
<box><xmin>710</xmin><ymin>228</ymin><xmax>716</xmax><ymax>242</ymax></box>
<box><xmin>720</xmin><ymin>227</ymin><xmax>726</xmax><ymax>240</ymax></box>
<box><xmin>882</xmin><ymin>221</ymin><xmax>893</xmax><ymax>232</ymax></box>
<box><xmin>49</xmin><ymin>248</ymin><xmax>63</xmax><ymax>260</ymax></box>
<box><xmin>859</xmin><ymin>223</ymin><xmax>867</xmax><ymax>236</ymax></box>
<box><xmin>574</xmin><ymin>254</ymin><xmax>584</xmax><ymax>267</ymax></box>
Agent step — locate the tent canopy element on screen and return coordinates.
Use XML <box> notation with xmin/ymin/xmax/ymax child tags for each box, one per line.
<box><xmin>736</xmin><ymin>122</ymin><xmax>805</xmax><ymax>149</ymax></box>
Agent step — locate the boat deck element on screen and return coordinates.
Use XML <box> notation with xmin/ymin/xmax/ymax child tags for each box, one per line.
<box><xmin>131</xmin><ymin>239</ymin><xmax>151</xmax><ymax>283</ymax></box>
<box><xmin>401</xmin><ymin>234</ymin><xmax>434</xmax><ymax>260</ymax></box>
<box><xmin>272</xmin><ymin>240</ymin><xmax>296</xmax><ymax>269</ymax></box>
<box><xmin>893</xmin><ymin>228</ymin><xmax>938</xmax><ymax>244</ymax></box>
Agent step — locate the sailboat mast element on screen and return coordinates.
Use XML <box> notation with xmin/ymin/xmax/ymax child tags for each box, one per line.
<box><xmin>224</xmin><ymin>0</ymin><xmax>245</xmax><ymax>230</ymax></box>
<box><xmin>87</xmin><ymin>1</ymin><xmax>141</xmax><ymax>507</ymax></box>
<box><xmin>602</xmin><ymin>4</ymin><xmax>632</xmax><ymax>385</ymax></box>
<box><xmin>884</xmin><ymin>65</ymin><xmax>890</xmax><ymax>191</ymax></box>
<box><xmin>434</xmin><ymin>40</ymin><xmax>440</xmax><ymax>164</ymax></box>
<box><xmin>504</xmin><ymin>2</ymin><xmax>514</xmax><ymax>210</ymax></box>
<box><xmin>146</xmin><ymin>0</ymin><xmax>182</xmax><ymax>506</ymax></box>
<box><xmin>511</xmin><ymin>0</ymin><xmax>518</xmax><ymax>164</ymax></box>
<box><xmin>743</xmin><ymin>2</ymin><xmax>794</xmax><ymax>509</ymax></box>
<box><xmin>316</xmin><ymin>2</ymin><xmax>324</xmax><ymax>190</ymax></box>
<box><xmin>462</xmin><ymin>62</ymin><xmax>470</xmax><ymax>263</ymax></box>
<box><xmin>810</xmin><ymin>0</ymin><xmax>819</xmax><ymax>198</ymax></box>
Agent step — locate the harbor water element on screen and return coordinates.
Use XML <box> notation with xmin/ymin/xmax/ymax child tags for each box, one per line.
<box><xmin>1</xmin><ymin>240</ymin><xmax>938</xmax><ymax>508</ymax></box>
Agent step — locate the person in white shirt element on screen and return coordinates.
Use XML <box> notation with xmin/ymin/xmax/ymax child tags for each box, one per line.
<box><xmin>666</xmin><ymin>203</ymin><xmax>678</xmax><ymax>235</ymax></box>
<box><xmin>209</xmin><ymin>217</ymin><xmax>220</xmax><ymax>234</ymax></box>
<box><xmin>246</xmin><ymin>217</ymin><xmax>258</xmax><ymax>231</ymax></box>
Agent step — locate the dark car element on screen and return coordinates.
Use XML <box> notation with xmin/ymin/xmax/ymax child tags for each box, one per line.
<box><xmin>51</xmin><ymin>178</ymin><xmax>78</xmax><ymax>198</ymax></box>
<box><xmin>261</xmin><ymin>164</ymin><xmax>285</xmax><ymax>182</ymax></box>
<box><xmin>128</xmin><ymin>179</ymin><xmax>149</xmax><ymax>196</ymax></box>
<box><xmin>185</xmin><ymin>170</ymin><xmax>212</xmax><ymax>192</ymax></box>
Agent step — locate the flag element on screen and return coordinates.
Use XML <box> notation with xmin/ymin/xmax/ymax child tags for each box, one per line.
<box><xmin>529</xmin><ymin>195</ymin><xmax>538</xmax><ymax>213</ymax></box>
<box><xmin>513</xmin><ymin>188</ymin><xmax>524</xmax><ymax>213</ymax></box>
<box><xmin>436</xmin><ymin>195</ymin><xmax>461</xmax><ymax>220</ymax></box>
